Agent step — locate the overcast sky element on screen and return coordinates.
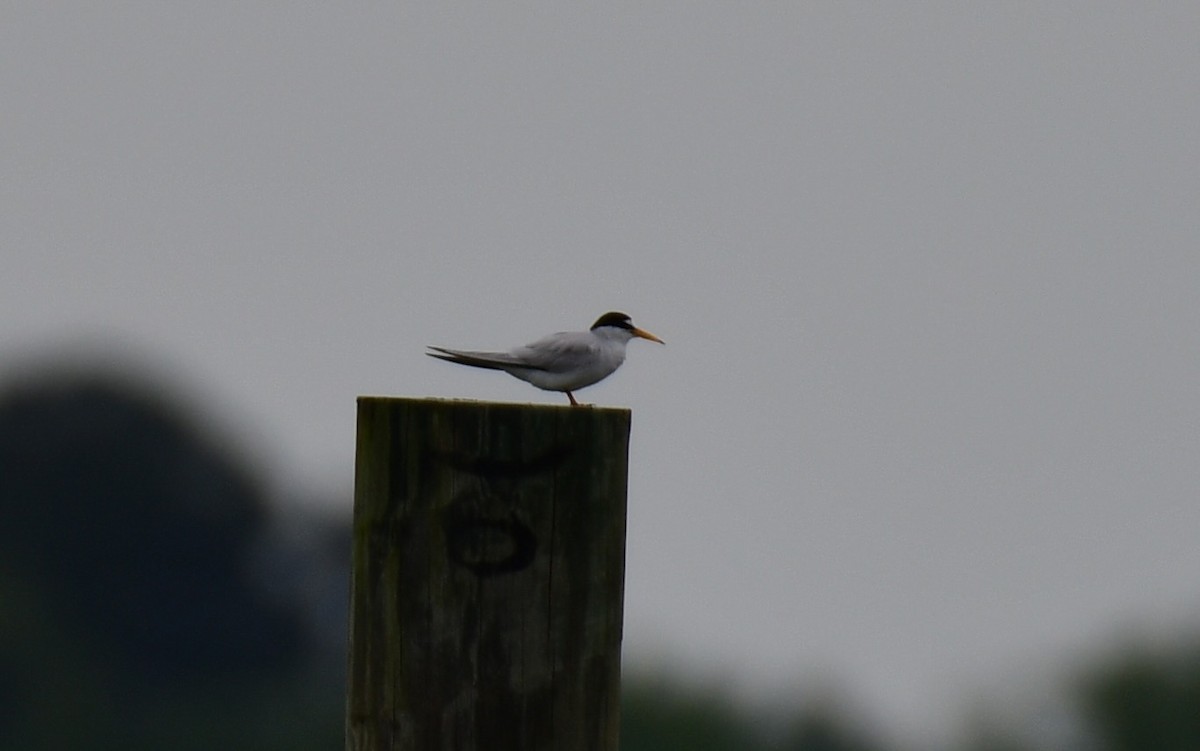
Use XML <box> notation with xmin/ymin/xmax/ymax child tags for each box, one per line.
<box><xmin>4</xmin><ymin>3</ymin><xmax>1199</xmax><ymax>745</ymax></box>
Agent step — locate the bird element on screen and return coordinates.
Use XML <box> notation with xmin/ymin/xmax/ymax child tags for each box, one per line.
<box><xmin>427</xmin><ymin>311</ymin><xmax>664</xmax><ymax>406</ymax></box>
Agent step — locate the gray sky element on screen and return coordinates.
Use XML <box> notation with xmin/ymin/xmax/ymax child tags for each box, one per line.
<box><xmin>5</xmin><ymin>3</ymin><xmax>1199</xmax><ymax>744</ymax></box>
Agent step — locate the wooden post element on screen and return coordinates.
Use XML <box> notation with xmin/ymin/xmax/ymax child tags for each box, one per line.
<box><xmin>346</xmin><ymin>397</ymin><xmax>631</xmax><ymax>751</ymax></box>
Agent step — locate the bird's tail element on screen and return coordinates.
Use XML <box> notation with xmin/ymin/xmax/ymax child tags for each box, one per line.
<box><xmin>426</xmin><ymin>347</ymin><xmax>517</xmax><ymax>371</ymax></box>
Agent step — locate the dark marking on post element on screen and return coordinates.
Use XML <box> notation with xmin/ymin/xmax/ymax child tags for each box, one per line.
<box><xmin>428</xmin><ymin>443</ymin><xmax>575</xmax><ymax>479</ymax></box>
<box><xmin>445</xmin><ymin>512</ymin><xmax>538</xmax><ymax>576</ymax></box>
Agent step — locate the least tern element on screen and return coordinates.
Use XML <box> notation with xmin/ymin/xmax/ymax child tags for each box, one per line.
<box><xmin>427</xmin><ymin>311</ymin><xmax>664</xmax><ymax>406</ymax></box>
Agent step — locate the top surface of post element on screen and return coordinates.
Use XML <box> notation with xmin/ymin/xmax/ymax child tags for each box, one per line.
<box><xmin>357</xmin><ymin>395</ymin><xmax>632</xmax><ymax>415</ymax></box>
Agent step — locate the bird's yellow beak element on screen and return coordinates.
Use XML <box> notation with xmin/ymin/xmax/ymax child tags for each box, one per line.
<box><xmin>633</xmin><ymin>327</ymin><xmax>665</xmax><ymax>345</ymax></box>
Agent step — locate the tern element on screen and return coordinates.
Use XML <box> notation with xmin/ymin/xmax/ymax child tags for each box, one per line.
<box><xmin>427</xmin><ymin>311</ymin><xmax>664</xmax><ymax>406</ymax></box>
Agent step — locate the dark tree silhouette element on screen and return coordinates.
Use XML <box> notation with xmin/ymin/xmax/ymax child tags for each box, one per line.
<box><xmin>1077</xmin><ymin>642</ymin><xmax>1200</xmax><ymax>751</ymax></box>
<box><xmin>0</xmin><ymin>370</ymin><xmax>302</xmax><ymax>681</ymax></box>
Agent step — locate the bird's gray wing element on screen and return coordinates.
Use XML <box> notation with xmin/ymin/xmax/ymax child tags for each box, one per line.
<box><xmin>509</xmin><ymin>332</ymin><xmax>599</xmax><ymax>373</ymax></box>
<box><xmin>426</xmin><ymin>346</ymin><xmax>549</xmax><ymax>371</ymax></box>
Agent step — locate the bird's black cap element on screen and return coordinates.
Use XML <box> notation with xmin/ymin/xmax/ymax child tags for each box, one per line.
<box><xmin>590</xmin><ymin>311</ymin><xmax>634</xmax><ymax>330</ymax></box>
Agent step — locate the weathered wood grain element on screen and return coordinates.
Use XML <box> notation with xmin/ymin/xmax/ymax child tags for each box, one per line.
<box><xmin>346</xmin><ymin>398</ymin><xmax>630</xmax><ymax>751</ymax></box>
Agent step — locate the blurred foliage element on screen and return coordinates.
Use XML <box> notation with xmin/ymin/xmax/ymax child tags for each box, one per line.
<box><xmin>619</xmin><ymin>676</ymin><xmax>882</xmax><ymax>751</ymax></box>
<box><xmin>0</xmin><ymin>371</ymin><xmax>343</xmax><ymax>750</ymax></box>
<box><xmin>1075</xmin><ymin>642</ymin><xmax>1200</xmax><ymax>751</ymax></box>
<box><xmin>777</xmin><ymin>707</ymin><xmax>883</xmax><ymax>751</ymax></box>
<box><xmin>620</xmin><ymin>676</ymin><xmax>766</xmax><ymax>751</ymax></box>
<box><xmin>2</xmin><ymin>362</ymin><xmax>1199</xmax><ymax>751</ymax></box>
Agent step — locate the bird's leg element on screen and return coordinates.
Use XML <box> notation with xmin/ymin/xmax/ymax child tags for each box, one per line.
<box><xmin>567</xmin><ymin>391</ymin><xmax>579</xmax><ymax>406</ymax></box>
